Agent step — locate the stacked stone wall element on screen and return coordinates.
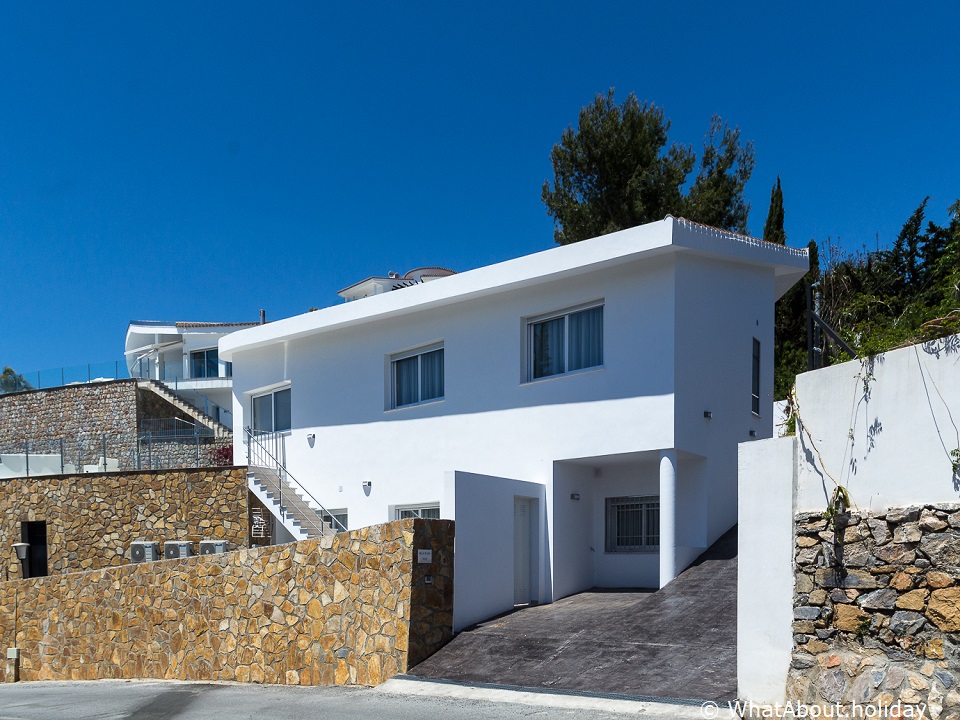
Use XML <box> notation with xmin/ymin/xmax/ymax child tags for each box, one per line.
<box><xmin>0</xmin><ymin>380</ymin><xmax>139</xmax><ymax>464</ymax></box>
<box><xmin>0</xmin><ymin>519</ymin><xmax>454</xmax><ymax>686</ymax></box>
<box><xmin>141</xmin><ymin>437</ymin><xmax>234</xmax><ymax>470</ymax></box>
<box><xmin>790</xmin><ymin>504</ymin><xmax>960</xmax><ymax>718</ymax></box>
<box><xmin>1</xmin><ymin>467</ymin><xmax>248</xmax><ymax>581</ymax></box>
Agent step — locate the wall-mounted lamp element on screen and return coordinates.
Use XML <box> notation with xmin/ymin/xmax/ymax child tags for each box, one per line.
<box><xmin>703</xmin><ymin>411</ymin><xmax>713</xmax><ymax>419</ymax></box>
<box><xmin>306</xmin><ymin>433</ymin><xmax>315</xmax><ymax>442</ymax></box>
<box><xmin>12</xmin><ymin>543</ymin><xmax>29</xmax><ymax>561</ymax></box>
<box><xmin>362</xmin><ymin>481</ymin><xmax>372</xmax><ymax>489</ymax></box>
<box><xmin>570</xmin><ymin>493</ymin><xmax>581</xmax><ymax>501</ymax></box>
<box><xmin>749</xmin><ymin>430</ymin><xmax>758</xmax><ymax>438</ymax></box>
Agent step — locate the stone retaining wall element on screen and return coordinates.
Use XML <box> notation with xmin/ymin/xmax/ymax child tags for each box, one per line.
<box><xmin>1</xmin><ymin>467</ymin><xmax>248</xmax><ymax>581</ymax></box>
<box><xmin>142</xmin><ymin>437</ymin><xmax>234</xmax><ymax>470</ymax></box>
<box><xmin>789</xmin><ymin>504</ymin><xmax>960</xmax><ymax>718</ymax></box>
<box><xmin>0</xmin><ymin>381</ymin><xmax>139</xmax><ymax>464</ymax></box>
<box><xmin>0</xmin><ymin>519</ymin><xmax>454</xmax><ymax>686</ymax></box>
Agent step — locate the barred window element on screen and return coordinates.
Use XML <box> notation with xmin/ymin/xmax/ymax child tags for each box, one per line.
<box><xmin>605</xmin><ymin>496</ymin><xmax>659</xmax><ymax>552</ymax></box>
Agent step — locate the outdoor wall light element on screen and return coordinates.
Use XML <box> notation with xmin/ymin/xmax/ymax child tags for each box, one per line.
<box><xmin>703</xmin><ymin>411</ymin><xmax>713</xmax><ymax>419</ymax></box>
<box><xmin>749</xmin><ymin>430</ymin><xmax>758</xmax><ymax>437</ymax></box>
<box><xmin>306</xmin><ymin>433</ymin><xmax>315</xmax><ymax>442</ymax></box>
<box><xmin>570</xmin><ymin>493</ymin><xmax>581</xmax><ymax>501</ymax></box>
<box><xmin>362</xmin><ymin>481</ymin><xmax>372</xmax><ymax>489</ymax></box>
<box><xmin>12</xmin><ymin>543</ymin><xmax>29</xmax><ymax>561</ymax></box>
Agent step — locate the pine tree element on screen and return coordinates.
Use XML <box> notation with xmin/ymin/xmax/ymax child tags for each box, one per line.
<box><xmin>541</xmin><ymin>90</ymin><xmax>755</xmax><ymax>244</ymax></box>
<box><xmin>762</xmin><ymin>177</ymin><xmax>786</xmax><ymax>245</ymax></box>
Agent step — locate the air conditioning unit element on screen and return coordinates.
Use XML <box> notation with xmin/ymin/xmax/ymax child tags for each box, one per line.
<box><xmin>199</xmin><ymin>540</ymin><xmax>228</xmax><ymax>556</ymax></box>
<box><xmin>163</xmin><ymin>541</ymin><xmax>195</xmax><ymax>560</ymax></box>
<box><xmin>130</xmin><ymin>541</ymin><xmax>160</xmax><ymax>563</ymax></box>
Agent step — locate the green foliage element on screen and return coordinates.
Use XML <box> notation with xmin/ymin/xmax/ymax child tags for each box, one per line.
<box><xmin>683</xmin><ymin>117</ymin><xmax>755</xmax><ymax>234</ymax></box>
<box><xmin>541</xmin><ymin>89</ymin><xmax>755</xmax><ymax>244</ymax></box>
<box><xmin>0</xmin><ymin>366</ymin><xmax>33</xmax><ymax>393</ymax></box>
<box><xmin>763</xmin><ymin>176</ymin><xmax>786</xmax><ymax>246</ymax></box>
<box><xmin>816</xmin><ymin>198</ymin><xmax>960</xmax><ymax>359</ymax></box>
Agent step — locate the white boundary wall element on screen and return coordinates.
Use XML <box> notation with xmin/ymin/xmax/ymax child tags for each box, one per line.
<box><xmin>738</xmin><ymin>436</ymin><xmax>797</xmax><ymax>703</ymax></box>
<box><xmin>738</xmin><ymin>334</ymin><xmax>960</xmax><ymax>704</ymax></box>
<box><xmin>443</xmin><ymin>471</ymin><xmax>547</xmax><ymax>632</ymax></box>
<box><xmin>796</xmin><ymin>336</ymin><xmax>960</xmax><ymax>512</ymax></box>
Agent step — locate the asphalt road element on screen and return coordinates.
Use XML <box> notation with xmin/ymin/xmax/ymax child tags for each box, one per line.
<box><xmin>0</xmin><ymin>678</ymin><xmax>707</xmax><ymax>720</ymax></box>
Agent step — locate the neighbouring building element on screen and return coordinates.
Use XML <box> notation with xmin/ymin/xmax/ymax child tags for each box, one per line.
<box><xmin>221</xmin><ymin>216</ymin><xmax>809</xmax><ymax>630</ymax></box>
<box><xmin>125</xmin><ymin>319</ymin><xmax>260</xmax><ymax>425</ymax></box>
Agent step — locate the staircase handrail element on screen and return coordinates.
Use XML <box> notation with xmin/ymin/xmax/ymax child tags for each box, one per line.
<box><xmin>244</xmin><ymin>427</ymin><xmax>347</xmax><ymax>535</ymax></box>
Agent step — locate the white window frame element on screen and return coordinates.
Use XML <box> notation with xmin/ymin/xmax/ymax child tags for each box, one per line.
<box><xmin>251</xmin><ymin>385</ymin><xmax>292</xmax><ymax>433</ymax></box>
<box><xmin>320</xmin><ymin>509</ymin><xmax>348</xmax><ymax>533</ymax></box>
<box><xmin>394</xmin><ymin>503</ymin><xmax>441</xmax><ymax>520</ymax></box>
<box><xmin>190</xmin><ymin>347</ymin><xmax>219</xmax><ymax>379</ymax></box>
<box><xmin>605</xmin><ymin>495</ymin><xmax>659</xmax><ymax>553</ymax></box>
<box><xmin>389</xmin><ymin>342</ymin><xmax>444</xmax><ymax>409</ymax></box>
<box><xmin>525</xmin><ymin>301</ymin><xmax>604</xmax><ymax>382</ymax></box>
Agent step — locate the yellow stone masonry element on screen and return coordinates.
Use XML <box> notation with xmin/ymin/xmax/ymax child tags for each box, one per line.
<box><xmin>0</xmin><ymin>518</ymin><xmax>454</xmax><ymax>686</ymax></box>
<box><xmin>1</xmin><ymin>467</ymin><xmax>248</xmax><ymax>581</ymax></box>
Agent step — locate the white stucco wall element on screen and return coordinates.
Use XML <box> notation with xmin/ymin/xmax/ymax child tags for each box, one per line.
<box><xmin>737</xmin><ymin>436</ymin><xmax>797</xmax><ymax>705</ymax></box>
<box><xmin>794</xmin><ymin>336</ymin><xmax>960</xmax><ymax>513</ymax></box>
<box><xmin>444</xmin><ymin>471</ymin><xmax>547</xmax><ymax>631</ymax></box>
<box><xmin>231</xmin><ymin>257</ymin><xmax>678</xmax><ymax>535</ymax></box>
<box><xmin>673</xmin><ymin>253</ymin><xmax>779</xmax><ymax>550</ymax></box>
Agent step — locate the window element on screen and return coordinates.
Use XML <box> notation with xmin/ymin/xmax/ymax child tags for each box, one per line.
<box><xmin>395</xmin><ymin>504</ymin><xmax>441</xmax><ymax>520</ymax></box>
<box><xmin>391</xmin><ymin>345</ymin><xmax>444</xmax><ymax>408</ymax></box>
<box><xmin>528</xmin><ymin>304</ymin><xmax>603</xmax><ymax>380</ymax></box>
<box><xmin>321</xmin><ymin>510</ymin><xmax>348</xmax><ymax>533</ymax></box>
<box><xmin>190</xmin><ymin>348</ymin><xmax>219</xmax><ymax>379</ymax></box>
<box><xmin>752</xmin><ymin>338</ymin><xmax>761</xmax><ymax>415</ymax></box>
<box><xmin>605</xmin><ymin>496</ymin><xmax>659</xmax><ymax>553</ymax></box>
<box><xmin>252</xmin><ymin>387</ymin><xmax>292</xmax><ymax>432</ymax></box>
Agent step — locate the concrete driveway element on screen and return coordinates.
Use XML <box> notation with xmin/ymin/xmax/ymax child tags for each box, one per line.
<box><xmin>409</xmin><ymin>527</ymin><xmax>738</xmax><ymax>702</ymax></box>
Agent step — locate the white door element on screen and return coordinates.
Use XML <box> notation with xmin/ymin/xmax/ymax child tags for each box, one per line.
<box><xmin>514</xmin><ymin>496</ymin><xmax>531</xmax><ymax>605</ymax></box>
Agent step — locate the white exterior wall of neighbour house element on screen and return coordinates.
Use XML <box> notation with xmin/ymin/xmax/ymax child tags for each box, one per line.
<box><xmin>222</xmin><ymin>217</ymin><xmax>808</xmax><ymax>627</ymax></box>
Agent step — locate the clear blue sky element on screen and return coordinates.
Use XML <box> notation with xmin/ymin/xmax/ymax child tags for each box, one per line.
<box><xmin>2</xmin><ymin>1</ymin><xmax>958</xmax><ymax>375</ymax></box>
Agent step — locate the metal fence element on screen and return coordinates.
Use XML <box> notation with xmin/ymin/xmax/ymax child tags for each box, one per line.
<box><xmin>0</xmin><ymin>360</ymin><xmax>128</xmax><ymax>395</ymax></box>
<box><xmin>0</xmin><ymin>430</ymin><xmax>233</xmax><ymax>479</ymax></box>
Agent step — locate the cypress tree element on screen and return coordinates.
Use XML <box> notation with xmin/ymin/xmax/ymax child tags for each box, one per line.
<box><xmin>763</xmin><ymin>176</ymin><xmax>786</xmax><ymax>245</ymax></box>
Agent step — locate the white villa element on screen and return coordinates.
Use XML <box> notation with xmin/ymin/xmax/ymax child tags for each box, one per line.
<box><xmin>125</xmin><ymin>320</ymin><xmax>259</xmax><ymax>424</ymax></box>
<box><xmin>220</xmin><ymin>217</ymin><xmax>809</xmax><ymax>630</ymax></box>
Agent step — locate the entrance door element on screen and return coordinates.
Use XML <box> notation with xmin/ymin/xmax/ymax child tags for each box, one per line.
<box><xmin>514</xmin><ymin>497</ymin><xmax>531</xmax><ymax>605</ymax></box>
<box><xmin>22</xmin><ymin>521</ymin><xmax>48</xmax><ymax>578</ymax></box>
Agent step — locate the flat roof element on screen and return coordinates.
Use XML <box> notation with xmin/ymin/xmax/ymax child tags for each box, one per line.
<box><xmin>221</xmin><ymin>217</ymin><xmax>809</xmax><ymax>361</ymax></box>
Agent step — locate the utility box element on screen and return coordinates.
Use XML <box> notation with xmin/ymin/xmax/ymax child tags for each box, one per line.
<box><xmin>163</xmin><ymin>541</ymin><xmax>195</xmax><ymax>560</ymax></box>
<box><xmin>199</xmin><ymin>540</ymin><xmax>228</xmax><ymax>556</ymax></box>
<box><xmin>129</xmin><ymin>541</ymin><xmax>160</xmax><ymax>563</ymax></box>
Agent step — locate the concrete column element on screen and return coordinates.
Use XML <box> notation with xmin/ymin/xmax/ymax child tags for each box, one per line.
<box><xmin>659</xmin><ymin>449</ymin><xmax>677</xmax><ymax>589</ymax></box>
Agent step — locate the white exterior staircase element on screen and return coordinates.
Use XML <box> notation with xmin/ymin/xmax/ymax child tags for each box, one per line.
<box><xmin>137</xmin><ymin>379</ymin><xmax>232</xmax><ymax>438</ymax></box>
<box><xmin>245</xmin><ymin>428</ymin><xmax>346</xmax><ymax>541</ymax></box>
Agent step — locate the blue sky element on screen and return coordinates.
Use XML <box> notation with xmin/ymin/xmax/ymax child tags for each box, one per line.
<box><xmin>1</xmin><ymin>2</ymin><xmax>958</xmax><ymax>375</ymax></box>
